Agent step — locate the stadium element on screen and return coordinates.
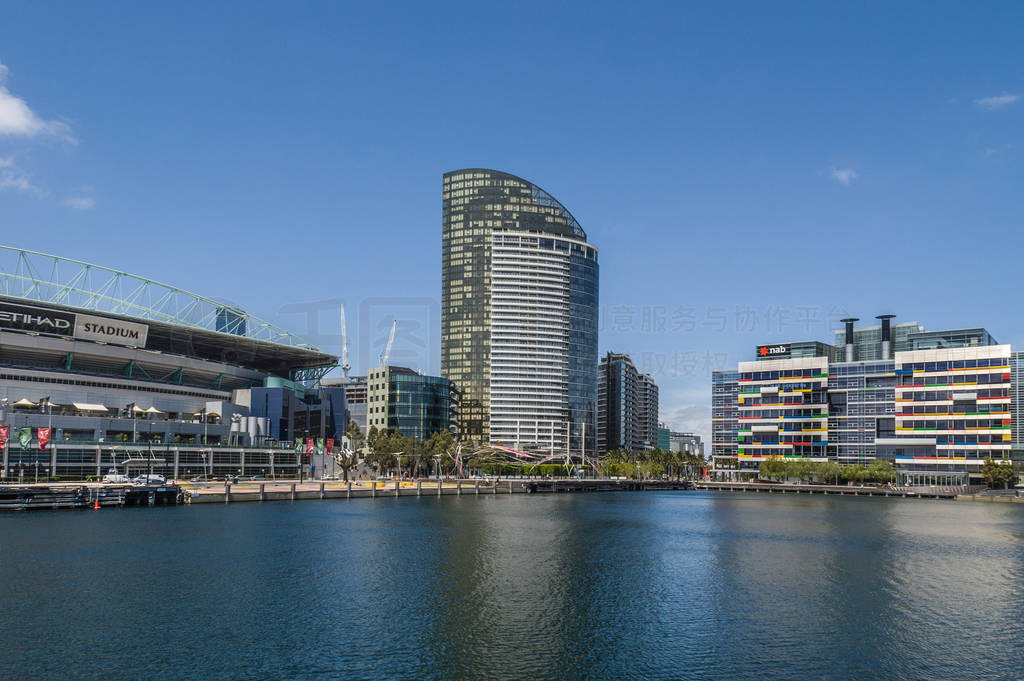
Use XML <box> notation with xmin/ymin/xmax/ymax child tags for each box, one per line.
<box><xmin>0</xmin><ymin>245</ymin><xmax>346</xmax><ymax>481</ymax></box>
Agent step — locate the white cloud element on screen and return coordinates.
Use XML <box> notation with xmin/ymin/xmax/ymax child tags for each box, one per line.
<box><xmin>0</xmin><ymin>61</ymin><xmax>75</xmax><ymax>142</ymax></box>
<box><xmin>0</xmin><ymin>155</ymin><xmax>45</xmax><ymax>196</ymax></box>
<box><xmin>60</xmin><ymin>195</ymin><xmax>95</xmax><ymax>210</ymax></box>
<box><xmin>830</xmin><ymin>167</ymin><xmax>857</xmax><ymax>185</ymax></box>
<box><xmin>974</xmin><ymin>93</ymin><xmax>1020</xmax><ymax>110</ymax></box>
<box><xmin>659</xmin><ymin>385</ymin><xmax>713</xmax><ymax>451</ymax></box>
<box><xmin>983</xmin><ymin>144</ymin><xmax>1011</xmax><ymax>158</ymax></box>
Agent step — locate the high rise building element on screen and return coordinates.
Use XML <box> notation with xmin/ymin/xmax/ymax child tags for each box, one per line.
<box><xmin>712</xmin><ymin>315</ymin><xmax>1014</xmax><ymax>485</ymax></box>
<box><xmin>596</xmin><ymin>352</ymin><xmax>658</xmax><ymax>453</ymax></box>
<box><xmin>441</xmin><ymin>169</ymin><xmax>599</xmax><ymax>454</ymax></box>
<box><xmin>638</xmin><ymin>373</ymin><xmax>659</xmax><ymax>450</ymax></box>
<box><xmin>597</xmin><ymin>352</ymin><xmax>640</xmax><ymax>453</ymax></box>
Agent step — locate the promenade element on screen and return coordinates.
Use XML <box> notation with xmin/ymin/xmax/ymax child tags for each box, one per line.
<box><xmin>183</xmin><ymin>478</ymin><xmax>525</xmax><ymax>503</ymax></box>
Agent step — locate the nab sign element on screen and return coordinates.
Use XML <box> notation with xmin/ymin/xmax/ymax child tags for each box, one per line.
<box><xmin>757</xmin><ymin>343</ymin><xmax>791</xmax><ymax>359</ymax></box>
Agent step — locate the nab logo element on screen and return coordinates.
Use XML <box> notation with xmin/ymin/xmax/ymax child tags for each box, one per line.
<box><xmin>758</xmin><ymin>346</ymin><xmax>770</xmax><ymax>357</ymax></box>
<box><xmin>757</xmin><ymin>344</ymin><xmax>789</xmax><ymax>357</ymax></box>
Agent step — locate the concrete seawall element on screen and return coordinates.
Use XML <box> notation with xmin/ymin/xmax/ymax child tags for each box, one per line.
<box><xmin>186</xmin><ymin>479</ymin><xmax>526</xmax><ymax>504</ymax></box>
<box><xmin>185</xmin><ymin>478</ymin><xmax>692</xmax><ymax>504</ymax></box>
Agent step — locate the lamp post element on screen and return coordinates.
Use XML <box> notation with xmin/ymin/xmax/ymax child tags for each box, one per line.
<box><xmin>40</xmin><ymin>397</ymin><xmax>52</xmax><ymax>481</ymax></box>
<box><xmin>1</xmin><ymin>397</ymin><xmax>8</xmax><ymax>479</ymax></box>
<box><xmin>230</xmin><ymin>413</ymin><xmax>242</xmax><ymax>446</ymax></box>
<box><xmin>125</xmin><ymin>402</ymin><xmax>137</xmax><ymax>443</ymax></box>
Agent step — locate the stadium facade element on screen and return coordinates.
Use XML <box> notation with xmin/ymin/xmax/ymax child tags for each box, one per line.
<box><xmin>0</xmin><ymin>246</ymin><xmax>345</xmax><ymax>481</ymax></box>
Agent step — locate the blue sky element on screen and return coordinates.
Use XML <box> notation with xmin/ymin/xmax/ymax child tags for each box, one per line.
<box><xmin>1</xmin><ymin>1</ymin><xmax>1021</xmax><ymax>443</ymax></box>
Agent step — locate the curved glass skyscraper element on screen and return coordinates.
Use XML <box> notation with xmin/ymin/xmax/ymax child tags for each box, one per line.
<box><xmin>442</xmin><ymin>169</ymin><xmax>599</xmax><ymax>456</ymax></box>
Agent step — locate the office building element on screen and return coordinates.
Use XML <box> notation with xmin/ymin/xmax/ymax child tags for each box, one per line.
<box><xmin>712</xmin><ymin>315</ymin><xmax>1014</xmax><ymax>485</ymax></box>
<box><xmin>441</xmin><ymin>169</ymin><xmax>599</xmax><ymax>455</ymax></box>
<box><xmin>322</xmin><ymin>375</ymin><xmax>367</xmax><ymax>433</ymax></box>
<box><xmin>668</xmin><ymin>432</ymin><xmax>704</xmax><ymax>456</ymax></box>
<box><xmin>658</xmin><ymin>427</ymin><xmax>671</xmax><ymax>450</ymax></box>
<box><xmin>366</xmin><ymin>365</ymin><xmax>458</xmax><ymax>441</ymax></box>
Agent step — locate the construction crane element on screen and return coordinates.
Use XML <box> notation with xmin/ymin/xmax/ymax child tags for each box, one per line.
<box><xmin>378</xmin><ymin>319</ymin><xmax>397</xmax><ymax>367</ymax></box>
<box><xmin>339</xmin><ymin>304</ymin><xmax>351</xmax><ymax>380</ymax></box>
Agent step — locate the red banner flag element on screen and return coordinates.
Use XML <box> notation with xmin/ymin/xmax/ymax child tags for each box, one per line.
<box><xmin>0</xmin><ymin>425</ymin><xmax>9</xmax><ymax>448</ymax></box>
<box><xmin>38</xmin><ymin>427</ymin><xmax>51</xmax><ymax>450</ymax></box>
<box><xmin>304</xmin><ymin>438</ymin><xmax>314</xmax><ymax>456</ymax></box>
<box><xmin>326</xmin><ymin>438</ymin><xmax>334</xmax><ymax>454</ymax></box>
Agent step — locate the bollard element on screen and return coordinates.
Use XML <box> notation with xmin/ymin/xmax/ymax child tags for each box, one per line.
<box><xmin>457</xmin><ymin>480</ymin><xmax>462</xmax><ymax>496</ymax></box>
<box><xmin>417</xmin><ymin>480</ymin><xmax>422</xmax><ymax>497</ymax></box>
<box><xmin>290</xmin><ymin>482</ymin><xmax>296</xmax><ymax>501</ymax></box>
<box><xmin>347</xmin><ymin>481</ymin><xmax>352</xmax><ymax>499</ymax></box>
<box><xmin>438</xmin><ymin>478</ymin><xmax>442</xmax><ymax>496</ymax></box>
<box><xmin>225</xmin><ymin>482</ymin><xmax>230</xmax><ymax>504</ymax></box>
<box><xmin>475</xmin><ymin>480</ymin><xmax>480</xmax><ymax>495</ymax></box>
<box><xmin>320</xmin><ymin>481</ymin><xmax>325</xmax><ymax>500</ymax></box>
<box><xmin>492</xmin><ymin>481</ymin><xmax>497</xmax><ymax>495</ymax></box>
<box><xmin>371</xmin><ymin>481</ymin><xmax>376</xmax><ymax>498</ymax></box>
<box><xmin>395</xmin><ymin>479</ymin><xmax>400</xmax><ymax>498</ymax></box>
<box><xmin>509</xmin><ymin>481</ymin><xmax>513</xmax><ymax>494</ymax></box>
<box><xmin>259</xmin><ymin>483</ymin><xmax>265</xmax><ymax>502</ymax></box>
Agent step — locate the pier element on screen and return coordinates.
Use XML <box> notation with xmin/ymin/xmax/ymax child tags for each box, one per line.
<box><xmin>183</xmin><ymin>478</ymin><xmax>694</xmax><ymax>503</ymax></box>
<box><xmin>0</xmin><ymin>483</ymin><xmax>183</xmax><ymax>510</ymax></box>
<box><xmin>693</xmin><ymin>481</ymin><xmax>984</xmax><ymax>499</ymax></box>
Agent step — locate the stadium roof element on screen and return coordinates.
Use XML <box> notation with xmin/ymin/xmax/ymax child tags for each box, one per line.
<box><xmin>0</xmin><ymin>245</ymin><xmax>336</xmax><ymax>376</ymax></box>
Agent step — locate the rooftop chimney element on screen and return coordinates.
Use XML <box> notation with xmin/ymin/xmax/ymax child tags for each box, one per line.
<box><xmin>876</xmin><ymin>314</ymin><xmax>896</xmax><ymax>360</ymax></box>
<box><xmin>841</xmin><ymin>318</ymin><xmax>859</xmax><ymax>362</ymax></box>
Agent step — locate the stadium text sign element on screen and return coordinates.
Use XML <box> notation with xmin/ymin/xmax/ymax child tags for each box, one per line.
<box><xmin>75</xmin><ymin>314</ymin><xmax>149</xmax><ymax>347</ymax></box>
<box><xmin>0</xmin><ymin>301</ymin><xmax>148</xmax><ymax>348</ymax></box>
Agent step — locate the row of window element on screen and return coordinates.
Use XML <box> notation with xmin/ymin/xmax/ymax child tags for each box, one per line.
<box><xmin>900</xmin><ymin>389</ymin><xmax>1009</xmax><ymax>401</ymax></box>
<box><xmin>900</xmin><ymin>373</ymin><xmax>1008</xmax><ymax>386</ymax></box>
<box><xmin>741</xmin><ymin>369</ymin><xmax>827</xmax><ymax>380</ymax></box>
<box><xmin>899</xmin><ymin>359</ymin><xmax>1007</xmax><ymax>371</ymax></box>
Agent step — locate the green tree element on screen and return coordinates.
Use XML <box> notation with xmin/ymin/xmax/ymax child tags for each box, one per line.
<box><xmin>758</xmin><ymin>456</ymin><xmax>786</xmax><ymax>482</ymax></box>
<box><xmin>424</xmin><ymin>430</ymin><xmax>455</xmax><ymax>477</ymax></box>
<box><xmin>982</xmin><ymin>456</ymin><xmax>1017</xmax><ymax>489</ymax></box>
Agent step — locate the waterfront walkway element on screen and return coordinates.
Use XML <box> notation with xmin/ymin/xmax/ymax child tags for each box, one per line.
<box><xmin>694</xmin><ymin>480</ymin><xmax>986</xmax><ymax>499</ymax></box>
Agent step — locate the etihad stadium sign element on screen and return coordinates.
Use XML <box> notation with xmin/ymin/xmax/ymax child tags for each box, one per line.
<box><xmin>0</xmin><ymin>301</ymin><xmax>149</xmax><ymax>348</ymax></box>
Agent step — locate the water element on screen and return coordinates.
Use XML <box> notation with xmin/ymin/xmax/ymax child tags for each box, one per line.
<box><xmin>2</xmin><ymin>492</ymin><xmax>1023</xmax><ymax>681</ymax></box>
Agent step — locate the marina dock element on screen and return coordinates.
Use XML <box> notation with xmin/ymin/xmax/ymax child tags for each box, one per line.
<box><xmin>0</xmin><ymin>483</ymin><xmax>183</xmax><ymax>510</ymax></box>
<box><xmin>692</xmin><ymin>481</ymin><xmax>984</xmax><ymax>499</ymax></box>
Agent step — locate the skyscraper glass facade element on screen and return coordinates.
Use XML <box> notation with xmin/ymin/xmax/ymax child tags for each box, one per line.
<box><xmin>366</xmin><ymin>365</ymin><xmax>457</xmax><ymax>441</ymax></box>
<box><xmin>442</xmin><ymin>169</ymin><xmax>599</xmax><ymax>454</ymax></box>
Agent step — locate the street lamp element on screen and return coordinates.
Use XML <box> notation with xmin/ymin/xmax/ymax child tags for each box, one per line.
<box><xmin>230</xmin><ymin>413</ymin><xmax>243</xmax><ymax>446</ymax></box>
<box><xmin>1</xmin><ymin>397</ymin><xmax>8</xmax><ymax>479</ymax></box>
<box><xmin>125</xmin><ymin>402</ymin><xmax>137</xmax><ymax>443</ymax></box>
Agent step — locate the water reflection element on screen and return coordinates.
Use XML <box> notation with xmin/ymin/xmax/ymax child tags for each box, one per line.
<box><xmin>1</xmin><ymin>493</ymin><xmax>1022</xmax><ymax>681</ymax></box>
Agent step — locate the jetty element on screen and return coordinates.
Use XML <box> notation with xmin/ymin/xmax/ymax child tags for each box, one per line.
<box><xmin>182</xmin><ymin>477</ymin><xmax>692</xmax><ymax>503</ymax></box>
<box><xmin>0</xmin><ymin>482</ymin><xmax>183</xmax><ymax>511</ymax></box>
<box><xmin>693</xmin><ymin>480</ymin><xmax>985</xmax><ymax>499</ymax></box>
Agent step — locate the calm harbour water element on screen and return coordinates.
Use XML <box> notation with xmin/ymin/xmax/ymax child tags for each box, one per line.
<box><xmin>2</xmin><ymin>492</ymin><xmax>1023</xmax><ymax>681</ymax></box>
